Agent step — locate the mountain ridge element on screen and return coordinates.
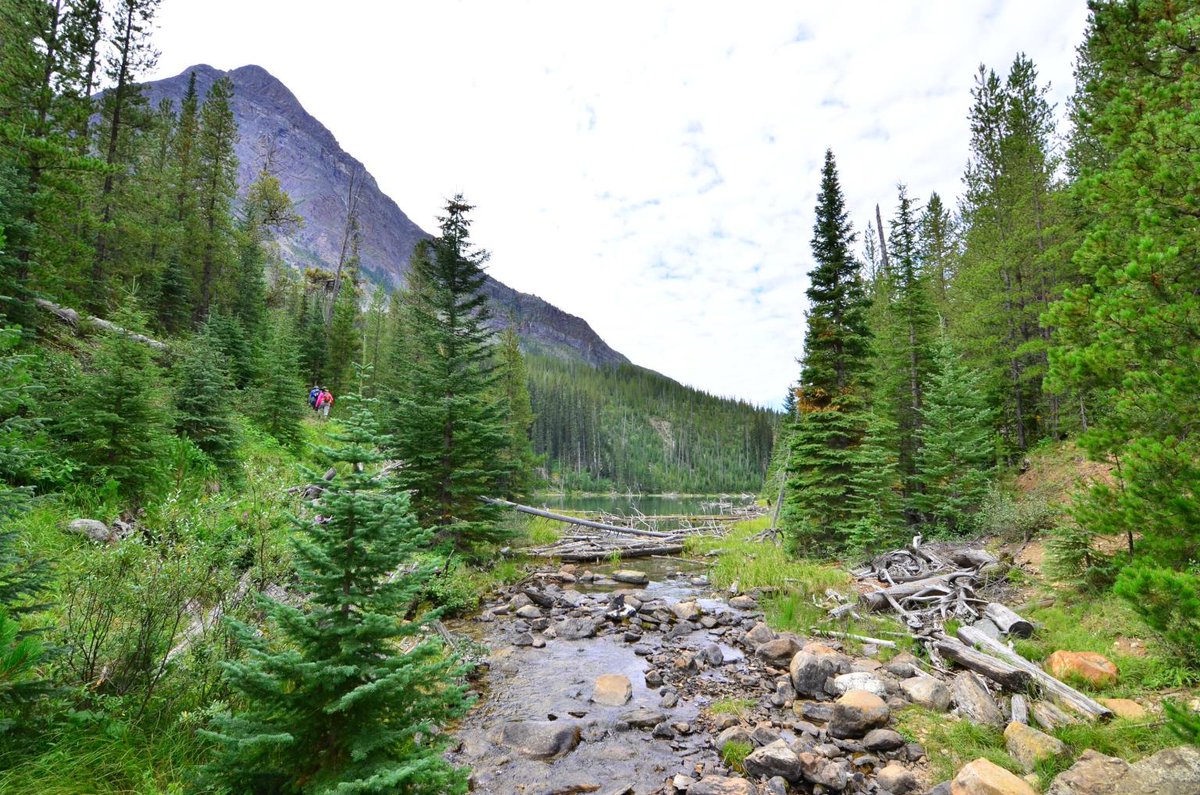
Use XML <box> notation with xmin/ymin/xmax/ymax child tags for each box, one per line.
<box><xmin>139</xmin><ymin>63</ymin><xmax>630</xmax><ymax>367</ymax></box>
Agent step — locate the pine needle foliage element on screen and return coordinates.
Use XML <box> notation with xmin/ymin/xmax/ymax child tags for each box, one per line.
<box><xmin>386</xmin><ymin>196</ymin><xmax>508</xmax><ymax>550</ymax></box>
<box><xmin>202</xmin><ymin>396</ymin><xmax>471</xmax><ymax>794</ymax></box>
<box><xmin>782</xmin><ymin>149</ymin><xmax>882</xmax><ymax>552</ymax></box>
<box><xmin>172</xmin><ymin>325</ymin><xmax>240</xmax><ymax>475</ymax></box>
<box><xmin>912</xmin><ymin>333</ymin><xmax>995</xmax><ymax>534</ymax></box>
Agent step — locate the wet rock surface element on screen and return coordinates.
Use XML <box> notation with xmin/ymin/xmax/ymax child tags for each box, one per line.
<box><xmin>447</xmin><ymin>559</ymin><xmax>930</xmax><ymax>794</ymax></box>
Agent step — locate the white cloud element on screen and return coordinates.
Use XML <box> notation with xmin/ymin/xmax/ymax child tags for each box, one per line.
<box><xmin>149</xmin><ymin>0</ymin><xmax>1090</xmax><ymax>407</ymax></box>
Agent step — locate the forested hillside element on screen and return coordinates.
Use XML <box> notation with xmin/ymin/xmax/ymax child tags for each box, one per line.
<box><xmin>528</xmin><ymin>355</ymin><xmax>776</xmax><ymax>493</ymax></box>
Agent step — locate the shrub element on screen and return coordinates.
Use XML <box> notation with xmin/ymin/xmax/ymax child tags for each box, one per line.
<box><xmin>1113</xmin><ymin>564</ymin><xmax>1200</xmax><ymax>669</ymax></box>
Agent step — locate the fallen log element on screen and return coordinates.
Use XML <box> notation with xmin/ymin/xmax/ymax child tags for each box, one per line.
<box><xmin>551</xmin><ymin>543</ymin><xmax>684</xmax><ymax>563</ymax></box>
<box><xmin>932</xmin><ymin>636</ymin><xmax>1031</xmax><ymax>691</ymax></box>
<box><xmin>36</xmin><ymin>298</ymin><xmax>169</xmax><ymax>350</ymax></box>
<box><xmin>483</xmin><ymin>497</ymin><xmax>672</xmax><ymax>539</ymax></box>
<box><xmin>860</xmin><ymin>572</ymin><xmax>976</xmax><ymax>611</ymax></box>
<box><xmin>1011</xmin><ymin>693</ymin><xmax>1029</xmax><ymax>725</ymax></box>
<box><xmin>811</xmin><ymin>630</ymin><xmax>898</xmax><ymax>649</ymax></box>
<box><xmin>957</xmin><ymin>625</ymin><xmax>1112</xmax><ymax>721</ymax></box>
<box><xmin>984</xmin><ymin>602</ymin><xmax>1034</xmax><ymax>638</ymax></box>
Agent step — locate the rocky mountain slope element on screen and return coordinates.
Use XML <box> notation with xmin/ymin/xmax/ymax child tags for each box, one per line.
<box><xmin>140</xmin><ymin>64</ymin><xmax>628</xmax><ymax>367</ymax></box>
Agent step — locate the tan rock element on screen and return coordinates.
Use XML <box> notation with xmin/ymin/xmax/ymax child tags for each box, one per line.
<box><xmin>901</xmin><ymin>676</ymin><xmax>953</xmax><ymax>711</ymax></box>
<box><xmin>592</xmin><ymin>674</ymin><xmax>632</xmax><ymax>706</ymax></box>
<box><xmin>1045</xmin><ymin>650</ymin><xmax>1119</xmax><ymax>687</ymax></box>
<box><xmin>829</xmin><ymin>689</ymin><xmax>890</xmax><ymax>739</ymax></box>
<box><xmin>689</xmin><ymin>775</ymin><xmax>756</xmax><ymax>795</ymax></box>
<box><xmin>1004</xmin><ymin>721</ymin><xmax>1069</xmax><ymax>772</ymax></box>
<box><xmin>951</xmin><ymin>758</ymin><xmax>1037</xmax><ymax>795</ymax></box>
<box><xmin>1098</xmin><ymin>697</ymin><xmax>1147</xmax><ymax>720</ymax></box>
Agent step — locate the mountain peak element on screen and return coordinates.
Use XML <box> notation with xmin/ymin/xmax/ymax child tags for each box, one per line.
<box><xmin>139</xmin><ymin>64</ymin><xmax>630</xmax><ymax>367</ymax></box>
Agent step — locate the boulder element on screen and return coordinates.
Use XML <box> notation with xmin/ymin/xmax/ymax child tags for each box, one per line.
<box><xmin>745</xmin><ymin>621</ymin><xmax>776</xmax><ymax>647</ymax></box>
<box><xmin>515</xmin><ymin>604</ymin><xmax>543</xmax><ymax>619</ymax></box>
<box><xmin>951</xmin><ymin>758</ymin><xmax>1037</xmax><ymax>795</ymax></box>
<box><xmin>877</xmin><ymin>761</ymin><xmax>918</xmax><ymax>794</ymax></box>
<box><xmin>951</xmin><ymin>672</ymin><xmax>1004</xmax><ymax>728</ymax></box>
<box><xmin>833</xmin><ymin>671</ymin><xmax>888</xmax><ymax>698</ymax></box>
<box><xmin>672</xmin><ymin>600</ymin><xmax>702</xmax><ymax>622</ymax></box>
<box><xmin>592</xmin><ymin>674</ymin><xmax>632</xmax><ymax>706</ymax></box>
<box><xmin>829</xmin><ymin>690</ymin><xmax>890</xmax><ymax>739</ymax></box>
<box><xmin>498</xmin><ymin>720</ymin><xmax>581</xmax><ymax>759</ymax></box>
<box><xmin>611</xmin><ymin>569</ymin><xmax>649</xmax><ymax>585</ymax></box>
<box><xmin>756</xmin><ymin>637</ymin><xmax>802</xmax><ymax>668</ymax></box>
<box><xmin>556</xmin><ymin>617</ymin><xmax>598</xmax><ymax>640</ymax></box>
<box><xmin>67</xmin><ymin>519</ymin><xmax>114</xmax><ymax>543</ymax></box>
<box><xmin>1046</xmin><ymin>749</ymin><xmax>1129</xmax><ymax>795</ymax></box>
<box><xmin>619</xmin><ymin>706</ymin><xmax>666</xmax><ymax>729</ymax></box>
<box><xmin>797</xmin><ymin>751</ymin><xmax>851</xmax><ymax>790</ymax></box>
<box><xmin>689</xmin><ymin>776</ymin><xmax>756</xmax><ymax>795</ymax></box>
<box><xmin>729</xmin><ymin>595</ymin><xmax>757</xmax><ymax>610</ymax></box>
<box><xmin>790</xmin><ymin>643</ymin><xmax>850</xmax><ymax>696</ymax></box>
<box><xmin>1003</xmin><ymin>721</ymin><xmax>1069</xmax><ymax>772</ymax></box>
<box><xmin>1045</xmin><ymin>650</ymin><xmax>1119</xmax><ymax>687</ymax></box>
<box><xmin>743</xmin><ymin>739</ymin><xmax>802</xmax><ymax>782</ymax></box>
<box><xmin>700</xmin><ymin>642</ymin><xmax>724</xmax><ymax>667</ymax></box>
<box><xmin>863</xmin><ymin>728</ymin><xmax>906</xmax><ymax>752</ymax></box>
<box><xmin>1119</xmin><ymin>745</ymin><xmax>1200</xmax><ymax>795</ymax></box>
<box><xmin>900</xmin><ymin>676</ymin><xmax>952</xmax><ymax>712</ymax></box>
<box><xmin>1098</xmin><ymin>697</ymin><xmax>1147</xmax><ymax>720</ymax></box>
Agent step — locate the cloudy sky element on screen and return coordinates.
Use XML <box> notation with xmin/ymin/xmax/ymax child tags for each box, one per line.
<box><xmin>148</xmin><ymin>1</ymin><xmax>1091</xmax><ymax>408</ymax></box>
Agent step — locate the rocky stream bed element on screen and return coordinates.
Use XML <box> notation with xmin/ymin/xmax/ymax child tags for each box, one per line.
<box><xmin>445</xmin><ymin>557</ymin><xmax>1200</xmax><ymax>795</ymax></box>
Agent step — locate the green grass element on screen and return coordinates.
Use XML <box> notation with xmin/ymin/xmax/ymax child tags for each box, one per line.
<box><xmin>1013</xmin><ymin>592</ymin><xmax>1199</xmax><ymax>696</ymax></box>
<box><xmin>720</xmin><ymin>740</ymin><xmax>753</xmax><ymax>773</ymax></box>
<box><xmin>894</xmin><ymin>707</ymin><xmax>1021</xmax><ymax>785</ymax></box>
<box><xmin>709</xmin><ymin>697</ymin><xmax>757</xmax><ymax>718</ymax></box>
<box><xmin>524</xmin><ymin>516</ymin><xmax>562</xmax><ymax>546</ymax></box>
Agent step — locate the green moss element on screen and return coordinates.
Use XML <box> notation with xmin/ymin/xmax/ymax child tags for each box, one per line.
<box><xmin>709</xmin><ymin>698</ymin><xmax>756</xmax><ymax>717</ymax></box>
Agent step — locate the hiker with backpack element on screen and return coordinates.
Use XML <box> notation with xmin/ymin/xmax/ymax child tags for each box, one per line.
<box><xmin>308</xmin><ymin>385</ymin><xmax>321</xmax><ymax>411</ymax></box>
<box><xmin>316</xmin><ymin>388</ymin><xmax>334</xmax><ymax>419</ymax></box>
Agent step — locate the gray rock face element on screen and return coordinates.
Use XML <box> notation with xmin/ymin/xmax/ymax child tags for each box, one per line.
<box><xmin>745</xmin><ymin>622</ymin><xmax>776</xmax><ymax>647</ymax></box>
<box><xmin>950</xmin><ymin>671</ymin><xmax>1004</xmax><ymax>728</ymax></box>
<box><xmin>790</xmin><ymin>645</ymin><xmax>850</xmax><ymax>696</ymax></box>
<box><xmin>877</xmin><ymin>761</ymin><xmax>918</xmax><ymax>794</ymax></box>
<box><xmin>862</xmin><ymin>728</ymin><xmax>906</xmax><ymax>752</ymax></box>
<box><xmin>743</xmin><ymin>739</ymin><xmax>802</xmax><ymax>782</ymax></box>
<box><xmin>798</xmin><ymin>751</ymin><xmax>851</xmax><ymax>789</ymax></box>
<box><xmin>498</xmin><ymin>720</ymin><xmax>581</xmax><ymax>759</ymax></box>
<box><xmin>900</xmin><ymin>676</ymin><xmax>952</xmax><ymax>712</ymax></box>
<box><xmin>556</xmin><ymin>617</ymin><xmax>598</xmax><ymax>640</ymax></box>
<box><xmin>67</xmin><ymin>519</ymin><xmax>114</xmax><ymax>542</ymax></box>
<box><xmin>139</xmin><ymin>65</ymin><xmax>630</xmax><ymax>367</ymax></box>
<box><xmin>1047</xmin><ymin>746</ymin><xmax>1200</xmax><ymax>795</ymax></box>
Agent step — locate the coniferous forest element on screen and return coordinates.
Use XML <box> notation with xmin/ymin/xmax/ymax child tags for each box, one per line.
<box><xmin>0</xmin><ymin>1</ymin><xmax>1199</xmax><ymax>792</ymax></box>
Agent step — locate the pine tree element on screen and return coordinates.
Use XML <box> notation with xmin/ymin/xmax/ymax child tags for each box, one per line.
<box><xmin>173</xmin><ymin>325</ymin><xmax>240</xmax><ymax>474</ymax></box>
<box><xmin>325</xmin><ymin>277</ymin><xmax>361</xmax><ymax>398</ymax></box>
<box><xmin>57</xmin><ymin>304</ymin><xmax>169</xmax><ymax>502</ymax></box>
<box><xmin>1047</xmin><ymin>1</ymin><xmax>1200</xmax><ymax>570</ymax></box>
<box><xmin>912</xmin><ymin>333</ymin><xmax>995</xmax><ymax>534</ymax></box>
<box><xmin>202</xmin><ymin>396</ymin><xmax>470</xmax><ymax>794</ymax></box>
<box><xmin>193</xmin><ymin>76</ymin><xmax>238</xmax><ymax>320</ymax></box>
<box><xmin>494</xmin><ymin>325</ymin><xmax>538</xmax><ymax>500</ymax></box>
<box><xmin>385</xmin><ymin>196</ymin><xmax>508</xmax><ymax>549</ymax></box>
<box><xmin>782</xmin><ymin>150</ymin><xmax>881</xmax><ymax>552</ymax></box>
<box><xmin>298</xmin><ymin>292</ymin><xmax>329</xmax><ymax>388</ymax></box>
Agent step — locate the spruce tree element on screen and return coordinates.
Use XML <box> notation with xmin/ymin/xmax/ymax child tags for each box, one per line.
<box><xmin>173</xmin><ymin>325</ymin><xmax>240</xmax><ymax>474</ymax></box>
<box><xmin>250</xmin><ymin>313</ymin><xmax>305</xmax><ymax>449</ymax></box>
<box><xmin>782</xmin><ymin>150</ymin><xmax>880</xmax><ymax>552</ymax></box>
<box><xmin>58</xmin><ymin>305</ymin><xmax>169</xmax><ymax>502</ymax></box>
<box><xmin>192</xmin><ymin>76</ymin><xmax>238</xmax><ymax>320</ymax></box>
<box><xmin>202</xmin><ymin>396</ymin><xmax>470</xmax><ymax>794</ymax></box>
<box><xmin>912</xmin><ymin>333</ymin><xmax>995</xmax><ymax>534</ymax></box>
<box><xmin>386</xmin><ymin>196</ymin><xmax>508</xmax><ymax>549</ymax></box>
